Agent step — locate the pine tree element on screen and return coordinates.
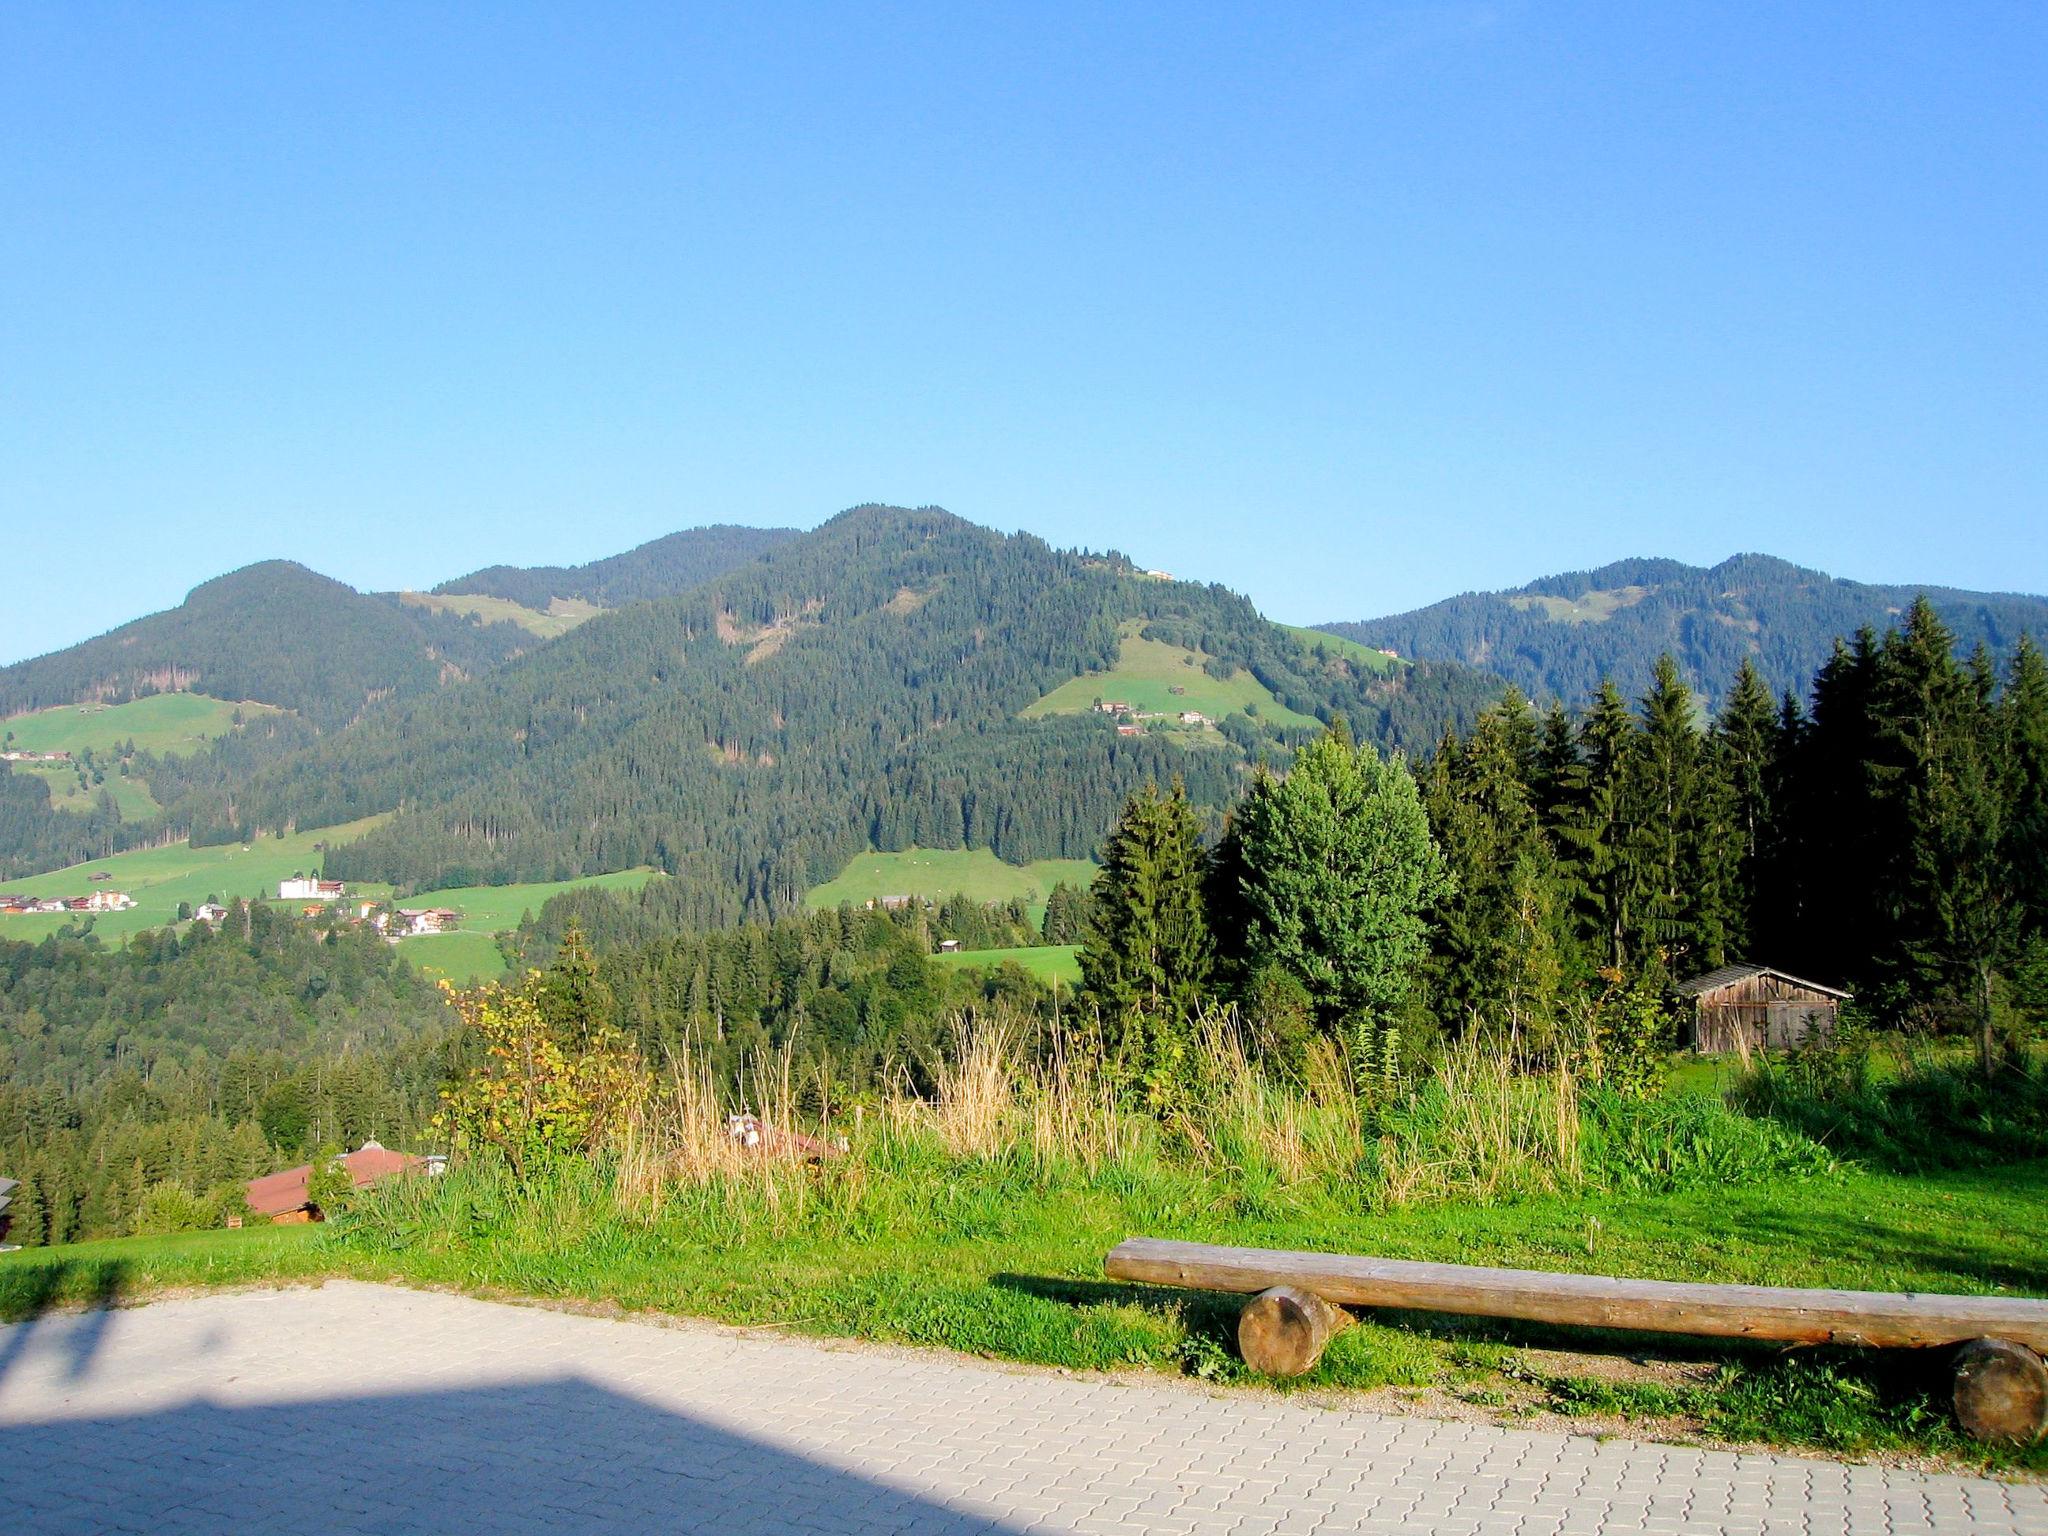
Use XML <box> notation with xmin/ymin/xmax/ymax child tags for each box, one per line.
<box><xmin>1557</xmin><ymin>680</ymin><xmax>1634</xmax><ymax>968</ymax></box>
<box><xmin>1078</xmin><ymin>780</ymin><xmax>1213</xmax><ymax>1078</ymax></box>
<box><xmin>1619</xmin><ymin>655</ymin><xmax>1701</xmax><ymax>978</ymax></box>
<box><xmin>2001</xmin><ymin>635</ymin><xmax>2048</xmax><ymax>943</ymax></box>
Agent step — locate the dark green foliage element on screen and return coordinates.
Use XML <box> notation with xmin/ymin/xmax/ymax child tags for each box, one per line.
<box><xmin>1078</xmin><ymin>781</ymin><xmax>1213</xmax><ymax>1091</ymax></box>
<box><xmin>435</xmin><ymin>525</ymin><xmax>799</xmax><ymax>609</ymax></box>
<box><xmin>1224</xmin><ymin>725</ymin><xmax>1449</xmax><ymax>1074</ymax></box>
<box><xmin>1040</xmin><ymin>882</ymin><xmax>1093</xmax><ymax>944</ymax></box>
<box><xmin>1326</xmin><ymin>552</ymin><xmax>2048</xmax><ymax>707</ymax></box>
<box><xmin>0</xmin><ymin>913</ymin><xmax>460</xmax><ymax>1247</ymax></box>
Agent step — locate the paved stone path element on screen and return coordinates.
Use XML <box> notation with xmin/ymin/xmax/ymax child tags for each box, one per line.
<box><xmin>0</xmin><ymin>1282</ymin><xmax>2042</xmax><ymax>1535</ymax></box>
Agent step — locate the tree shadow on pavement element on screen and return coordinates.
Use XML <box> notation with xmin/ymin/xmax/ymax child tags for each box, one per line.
<box><xmin>0</xmin><ymin>1259</ymin><xmax>127</xmax><ymax>1391</ymax></box>
<box><xmin>0</xmin><ymin>1375</ymin><xmax>1038</xmax><ymax>1535</ymax></box>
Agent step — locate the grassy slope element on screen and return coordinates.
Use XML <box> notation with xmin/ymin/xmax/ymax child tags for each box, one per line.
<box><xmin>11</xmin><ymin>760</ymin><xmax>160</xmax><ymax>819</ymax></box>
<box><xmin>808</xmin><ymin>848</ymin><xmax>1096</xmax><ymax>924</ymax></box>
<box><xmin>8</xmin><ymin>1159</ymin><xmax>2042</xmax><ymax>1471</ymax></box>
<box><xmin>0</xmin><ymin>816</ymin><xmax>396</xmax><ymax>938</ymax></box>
<box><xmin>0</xmin><ymin>692</ymin><xmax>287</xmax><ymax>756</ymax></box>
<box><xmin>933</xmin><ymin>944</ymin><xmax>1082</xmax><ymax>986</ymax></box>
<box><xmin>398</xmin><ymin>591</ymin><xmax>601</xmax><ymax>639</ymax></box>
<box><xmin>391</xmin><ymin>869</ymin><xmax>661</xmax><ymax>986</ymax></box>
<box><xmin>1023</xmin><ymin>624</ymin><xmax>1322</xmax><ymax>729</ymax></box>
<box><xmin>1276</xmin><ymin>623</ymin><xmax>1404</xmax><ymax>674</ymax></box>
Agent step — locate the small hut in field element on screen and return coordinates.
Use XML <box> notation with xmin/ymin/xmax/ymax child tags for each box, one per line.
<box><xmin>1675</xmin><ymin>964</ymin><xmax>1849</xmax><ymax>1054</ymax></box>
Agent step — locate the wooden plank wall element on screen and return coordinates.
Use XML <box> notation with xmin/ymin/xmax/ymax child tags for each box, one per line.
<box><xmin>1693</xmin><ymin>973</ymin><xmax>1839</xmax><ymax>1053</ymax></box>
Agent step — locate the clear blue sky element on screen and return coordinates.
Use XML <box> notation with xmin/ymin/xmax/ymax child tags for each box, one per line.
<box><xmin>5</xmin><ymin>4</ymin><xmax>2043</xmax><ymax>664</ymax></box>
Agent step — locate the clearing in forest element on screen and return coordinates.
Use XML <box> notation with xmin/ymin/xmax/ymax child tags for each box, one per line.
<box><xmin>1022</xmin><ymin>622</ymin><xmax>1320</xmax><ymax>727</ymax></box>
<box><xmin>807</xmin><ymin>847</ymin><xmax>1095</xmax><ymax>923</ymax></box>
<box><xmin>399</xmin><ymin>591</ymin><xmax>602</xmax><ymax>639</ymax></box>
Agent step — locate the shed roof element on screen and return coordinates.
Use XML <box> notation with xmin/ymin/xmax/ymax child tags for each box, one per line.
<box><xmin>1674</xmin><ymin>963</ymin><xmax>1850</xmax><ymax>1000</ymax></box>
<box><xmin>245</xmin><ymin>1143</ymin><xmax>425</xmax><ymax>1217</ymax></box>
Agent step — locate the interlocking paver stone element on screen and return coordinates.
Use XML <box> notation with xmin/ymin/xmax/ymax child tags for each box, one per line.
<box><xmin>0</xmin><ymin>1282</ymin><xmax>2043</xmax><ymax>1534</ymax></box>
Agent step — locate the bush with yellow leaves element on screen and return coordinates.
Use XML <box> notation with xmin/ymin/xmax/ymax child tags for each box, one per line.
<box><xmin>435</xmin><ymin>971</ymin><xmax>646</xmax><ymax>1179</ymax></box>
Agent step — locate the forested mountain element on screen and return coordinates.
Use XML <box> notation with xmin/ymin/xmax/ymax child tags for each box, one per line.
<box><xmin>197</xmin><ymin>505</ymin><xmax>1498</xmax><ymax>919</ymax></box>
<box><xmin>0</xmin><ymin>560</ymin><xmax>532</xmax><ymax>730</ymax></box>
<box><xmin>434</xmin><ymin>524</ymin><xmax>799</xmax><ymax>610</ymax></box>
<box><xmin>1325</xmin><ymin>554</ymin><xmax>2048</xmax><ymax>706</ymax></box>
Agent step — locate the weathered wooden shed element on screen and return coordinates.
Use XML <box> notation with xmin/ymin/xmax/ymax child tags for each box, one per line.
<box><xmin>1675</xmin><ymin>964</ymin><xmax>1849</xmax><ymax>1054</ymax></box>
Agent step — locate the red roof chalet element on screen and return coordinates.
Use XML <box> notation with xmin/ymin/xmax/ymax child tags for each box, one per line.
<box><xmin>244</xmin><ymin>1141</ymin><xmax>427</xmax><ymax>1222</ymax></box>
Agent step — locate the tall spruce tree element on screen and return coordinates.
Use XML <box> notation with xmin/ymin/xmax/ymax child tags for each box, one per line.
<box><xmin>1078</xmin><ymin>779</ymin><xmax>1213</xmax><ymax>1076</ymax></box>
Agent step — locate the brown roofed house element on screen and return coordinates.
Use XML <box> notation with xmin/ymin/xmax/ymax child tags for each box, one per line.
<box><xmin>244</xmin><ymin>1141</ymin><xmax>427</xmax><ymax>1223</ymax></box>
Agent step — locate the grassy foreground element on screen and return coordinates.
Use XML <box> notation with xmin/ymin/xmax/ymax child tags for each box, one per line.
<box><xmin>8</xmin><ymin>1155</ymin><xmax>2039</xmax><ymax>1473</ymax></box>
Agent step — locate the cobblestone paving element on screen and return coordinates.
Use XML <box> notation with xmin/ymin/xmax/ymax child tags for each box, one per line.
<box><xmin>1</xmin><ymin>1281</ymin><xmax>2043</xmax><ymax>1534</ymax></box>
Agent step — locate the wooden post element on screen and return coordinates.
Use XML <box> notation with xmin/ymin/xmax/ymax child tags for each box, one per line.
<box><xmin>1953</xmin><ymin>1338</ymin><xmax>2048</xmax><ymax>1445</ymax></box>
<box><xmin>1238</xmin><ymin>1285</ymin><xmax>1350</xmax><ymax>1377</ymax></box>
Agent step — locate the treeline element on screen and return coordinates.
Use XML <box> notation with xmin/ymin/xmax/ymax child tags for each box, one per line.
<box><xmin>505</xmin><ymin>903</ymin><xmax>1070</xmax><ymax>1093</ymax></box>
<box><xmin>435</xmin><ymin>524</ymin><xmax>799</xmax><ymax>609</ymax></box>
<box><xmin>1072</xmin><ymin>600</ymin><xmax>2048</xmax><ymax>1086</ymax></box>
<box><xmin>0</xmin><ymin>913</ymin><xmax>462</xmax><ymax>1247</ymax></box>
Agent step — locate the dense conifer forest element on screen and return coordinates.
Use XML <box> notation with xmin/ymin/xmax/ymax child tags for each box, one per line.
<box><xmin>0</xmin><ymin>909</ymin><xmax>462</xmax><ymax>1246</ymax></box>
<box><xmin>434</xmin><ymin>524</ymin><xmax>799</xmax><ymax>609</ymax></box>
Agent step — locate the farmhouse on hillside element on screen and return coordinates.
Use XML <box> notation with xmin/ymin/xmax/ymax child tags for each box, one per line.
<box><xmin>278</xmin><ymin>877</ymin><xmax>346</xmax><ymax>901</ymax></box>
<box><xmin>1675</xmin><ymin>964</ymin><xmax>1849</xmax><ymax>1054</ymax></box>
<box><xmin>243</xmin><ymin>1141</ymin><xmax>437</xmax><ymax>1224</ymax></box>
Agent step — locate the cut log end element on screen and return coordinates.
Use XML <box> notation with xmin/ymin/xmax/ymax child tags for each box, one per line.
<box><xmin>1238</xmin><ymin>1285</ymin><xmax>1350</xmax><ymax>1378</ymax></box>
<box><xmin>1953</xmin><ymin>1338</ymin><xmax>2048</xmax><ymax>1446</ymax></box>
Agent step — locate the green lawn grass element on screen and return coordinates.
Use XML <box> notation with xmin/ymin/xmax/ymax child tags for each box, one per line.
<box><xmin>0</xmin><ymin>1225</ymin><xmax>341</xmax><ymax>1321</ymax></box>
<box><xmin>0</xmin><ymin>816</ymin><xmax>395</xmax><ymax>940</ymax></box>
<box><xmin>808</xmin><ymin>848</ymin><xmax>1096</xmax><ymax>924</ymax></box>
<box><xmin>346</xmin><ymin>1152</ymin><xmax>2048</xmax><ymax>1472</ymax></box>
<box><xmin>1023</xmin><ymin>622</ymin><xmax>1322</xmax><ymax>729</ymax></box>
<box><xmin>399</xmin><ymin>591</ymin><xmax>602</xmax><ymax>639</ymax></box>
<box><xmin>1277</xmin><ymin>623</ymin><xmax>1404</xmax><ymax>674</ymax></box>
<box><xmin>401</xmin><ymin>929</ymin><xmax>513</xmax><ymax>987</ymax></box>
<box><xmin>1</xmin><ymin>692</ymin><xmax>287</xmax><ymax>757</ymax></box>
<box><xmin>8</xmin><ymin>1155</ymin><xmax>2043</xmax><ymax>1471</ymax></box>
<box><xmin>933</xmin><ymin>944</ymin><xmax>1082</xmax><ymax>986</ymax></box>
<box><xmin>400</xmin><ymin>868</ymin><xmax>658</xmax><ymax>933</ymax></box>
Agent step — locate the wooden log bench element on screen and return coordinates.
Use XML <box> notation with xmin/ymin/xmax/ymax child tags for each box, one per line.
<box><xmin>1104</xmin><ymin>1237</ymin><xmax>2048</xmax><ymax>1445</ymax></box>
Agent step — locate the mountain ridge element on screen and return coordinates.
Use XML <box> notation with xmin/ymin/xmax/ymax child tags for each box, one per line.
<box><xmin>1324</xmin><ymin>553</ymin><xmax>2048</xmax><ymax>706</ymax></box>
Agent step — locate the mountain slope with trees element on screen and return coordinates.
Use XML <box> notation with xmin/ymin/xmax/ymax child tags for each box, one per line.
<box><xmin>1325</xmin><ymin>554</ymin><xmax>2048</xmax><ymax>706</ymax></box>
<box><xmin>0</xmin><ymin>561</ymin><xmax>533</xmax><ymax>730</ymax></box>
<box><xmin>198</xmin><ymin>505</ymin><xmax>1500</xmax><ymax>920</ymax></box>
<box><xmin>433</xmin><ymin>524</ymin><xmax>799</xmax><ymax>610</ymax></box>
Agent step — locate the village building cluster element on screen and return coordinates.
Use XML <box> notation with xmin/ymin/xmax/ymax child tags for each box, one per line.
<box><xmin>280</xmin><ymin>879</ymin><xmax>463</xmax><ymax>937</ymax></box>
<box><xmin>0</xmin><ymin>888</ymin><xmax>135</xmax><ymax>916</ymax></box>
<box><xmin>1093</xmin><ymin>698</ymin><xmax>1213</xmax><ymax>737</ymax></box>
<box><xmin>0</xmin><ymin>749</ymin><xmax>73</xmax><ymax>763</ymax></box>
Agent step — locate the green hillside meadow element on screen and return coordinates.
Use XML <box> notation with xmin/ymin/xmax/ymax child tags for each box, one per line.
<box><xmin>932</xmin><ymin>943</ymin><xmax>1082</xmax><ymax>986</ymax></box>
<box><xmin>1023</xmin><ymin>624</ymin><xmax>1322</xmax><ymax>727</ymax></box>
<box><xmin>399</xmin><ymin>590</ymin><xmax>601</xmax><ymax>640</ymax></box>
<box><xmin>1276</xmin><ymin>623</ymin><xmax>1403</xmax><ymax>674</ymax></box>
<box><xmin>0</xmin><ymin>824</ymin><xmax>654</xmax><ymax>985</ymax></box>
<box><xmin>807</xmin><ymin>847</ymin><xmax>1096</xmax><ymax>922</ymax></box>
<box><xmin>1</xmin><ymin>692</ymin><xmax>287</xmax><ymax>756</ymax></box>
